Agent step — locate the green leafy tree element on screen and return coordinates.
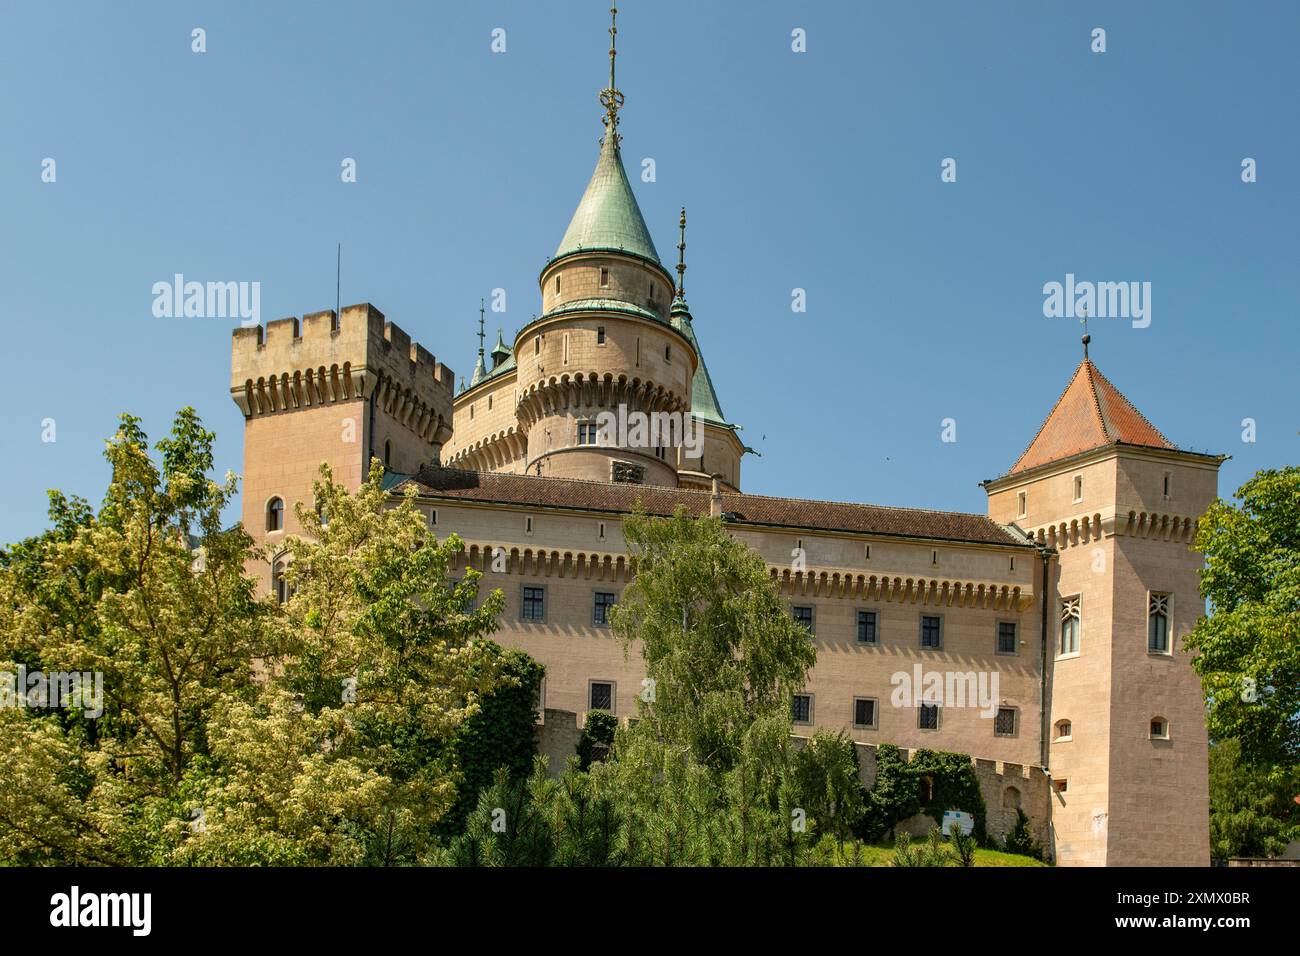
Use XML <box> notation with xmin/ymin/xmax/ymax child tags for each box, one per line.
<box><xmin>612</xmin><ymin>505</ymin><xmax>815</xmax><ymax>772</ymax></box>
<box><xmin>186</xmin><ymin>461</ymin><xmax>509</xmax><ymax>865</ymax></box>
<box><xmin>0</xmin><ymin>409</ymin><xmax>263</xmax><ymax>864</ymax></box>
<box><xmin>1208</xmin><ymin>737</ymin><xmax>1300</xmax><ymax>860</ymax></box>
<box><xmin>1187</xmin><ymin>467</ymin><xmax>1300</xmax><ymax>775</ymax></box>
<box><xmin>793</xmin><ymin>729</ymin><xmax>866</xmax><ymax>846</ymax></box>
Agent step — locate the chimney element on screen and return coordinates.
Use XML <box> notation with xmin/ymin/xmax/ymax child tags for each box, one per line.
<box><xmin>710</xmin><ymin>474</ymin><xmax>723</xmax><ymax>517</ymax></box>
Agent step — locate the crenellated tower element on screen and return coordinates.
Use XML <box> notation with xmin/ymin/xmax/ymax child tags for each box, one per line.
<box><xmin>230</xmin><ymin>302</ymin><xmax>454</xmax><ymax>589</ymax></box>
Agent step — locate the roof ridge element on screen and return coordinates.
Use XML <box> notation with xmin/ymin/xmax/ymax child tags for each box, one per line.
<box><xmin>1087</xmin><ymin>360</ymin><xmax>1173</xmax><ymax>447</ymax></box>
<box><xmin>1008</xmin><ymin>360</ymin><xmax>1089</xmax><ymax>473</ymax></box>
<box><xmin>405</xmin><ymin>466</ymin><xmax>998</xmax><ymax>523</ymax></box>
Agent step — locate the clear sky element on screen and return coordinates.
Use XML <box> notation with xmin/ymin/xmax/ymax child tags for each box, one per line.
<box><xmin>2</xmin><ymin>0</ymin><xmax>1296</xmax><ymax>545</ymax></box>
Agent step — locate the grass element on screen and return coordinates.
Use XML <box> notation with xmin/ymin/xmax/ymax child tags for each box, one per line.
<box><xmin>810</xmin><ymin>836</ymin><xmax>1049</xmax><ymax>867</ymax></box>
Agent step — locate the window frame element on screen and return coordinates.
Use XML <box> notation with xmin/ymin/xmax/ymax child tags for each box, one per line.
<box><xmin>592</xmin><ymin>590</ymin><xmax>617</xmax><ymax>627</ymax></box>
<box><xmin>791</xmin><ymin>692</ymin><xmax>814</xmax><ymax>726</ymax></box>
<box><xmin>994</xmin><ymin>706</ymin><xmax>1019</xmax><ymax>738</ymax></box>
<box><xmin>918</xmin><ymin>702</ymin><xmax>941</xmax><ymax>731</ymax></box>
<box><xmin>1147</xmin><ymin>591</ymin><xmax>1172</xmax><ymax>655</ymax></box>
<box><xmin>587</xmin><ymin>679</ymin><xmax>615</xmax><ymax>715</ymax></box>
<box><xmin>792</xmin><ymin>604</ymin><xmax>815</xmax><ymax>635</ymax></box>
<box><xmin>996</xmin><ymin>619</ymin><xmax>1019</xmax><ymax>656</ymax></box>
<box><xmin>1058</xmin><ymin>595</ymin><xmax>1081</xmax><ymax>657</ymax></box>
<box><xmin>856</xmin><ymin>609</ymin><xmax>879</xmax><ymax>646</ymax></box>
<box><xmin>919</xmin><ymin>613</ymin><xmax>944</xmax><ymax>650</ymax></box>
<box><xmin>852</xmin><ymin>696</ymin><xmax>879</xmax><ymax>730</ymax></box>
<box><xmin>520</xmin><ymin>584</ymin><xmax>546</xmax><ymax>623</ymax></box>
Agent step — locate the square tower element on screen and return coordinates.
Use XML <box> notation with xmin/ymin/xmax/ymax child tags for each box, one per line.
<box><xmin>230</xmin><ymin>303</ymin><xmax>454</xmax><ymax>590</ymax></box>
<box><xmin>984</xmin><ymin>351</ymin><xmax>1224</xmax><ymax>865</ymax></box>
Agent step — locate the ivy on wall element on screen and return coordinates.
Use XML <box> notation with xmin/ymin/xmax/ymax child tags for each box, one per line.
<box><xmin>436</xmin><ymin>642</ymin><xmax>544</xmax><ymax>838</ymax></box>
<box><xmin>860</xmin><ymin>744</ymin><xmax>988</xmax><ymax>844</ymax></box>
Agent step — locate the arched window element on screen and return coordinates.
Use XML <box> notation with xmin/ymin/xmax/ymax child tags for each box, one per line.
<box><xmin>1054</xmin><ymin>719</ymin><xmax>1072</xmax><ymax>741</ymax></box>
<box><xmin>272</xmin><ymin>559</ymin><xmax>289</xmax><ymax>604</ymax></box>
<box><xmin>266</xmin><ymin>497</ymin><xmax>284</xmax><ymax>532</ymax></box>
<box><xmin>1003</xmin><ymin>786</ymin><xmax>1021</xmax><ymax>810</ymax></box>
<box><xmin>384</xmin><ymin>440</ymin><xmax>392</xmax><ymax>469</ymax></box>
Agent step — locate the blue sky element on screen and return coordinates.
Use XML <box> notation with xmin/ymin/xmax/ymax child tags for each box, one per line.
<box><xmin>2</xmin><ymin>0</ymin><xmax>1296</xmax><ymax>544</ymax></box>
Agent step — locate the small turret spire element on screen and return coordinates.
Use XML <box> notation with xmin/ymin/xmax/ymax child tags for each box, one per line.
<box><xmin>675</xmin><ymin>207</ymin><xmax>687</xmax><ymax>300</ymax></box>
<box><xmin>599</xmin><ymin>5</ymin><xmax>624</xmax><ymax>145</ymax></box>
<box><xmin>477</xmin><ymin>299</ymin><xmax>486</xmax><ymax>360</ymax></box>
<box><xmin>470</xmin><ymin>299</ymin><xmax>488</xmax><ymax>387</ymax></box>
<box><xmin>1080</xmin><ymin>306</ymin><xmax>1091</xmax><ymax>359</ymax></box>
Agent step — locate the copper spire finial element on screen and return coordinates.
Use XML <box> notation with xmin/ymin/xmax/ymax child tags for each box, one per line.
<box><xmin>477</xmin><ymin>299</ymin><xmax>486</xmax><ymax>359</ymax></box>
<box><xmin>675</xmin><ymin>207</ymin><xmax>687</xmax><ymax>298</ymax></box>
<box><xmin>599</xmin><ymin>5</ymin><xmax>624</xmax><ymax>145</ymax></box>
<box><xmin>1080</xmin><ymin>306</ymin><xmax>1090</xmax><ymax>359</ymax></box>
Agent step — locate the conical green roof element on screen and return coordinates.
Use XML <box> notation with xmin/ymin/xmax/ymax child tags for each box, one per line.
<box><xmin>671</xmin><ymin>297</ymin><xmax>731</xmax><ymax>429</ymax></box>
<box><xmin>555</xmin><ymin>134</ymin><xmax>660</xmax><ymax>263</ymax></box>
<box><xmin>490</xmin><ymin>329</ymin><xmax>511</xmax><ymax>368</ymax></box>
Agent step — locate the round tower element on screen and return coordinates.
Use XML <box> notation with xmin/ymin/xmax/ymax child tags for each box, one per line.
<box><xmin>515</xmin><ymin>5</ymin><xmax>696</xmax><ymax>486</ymax></box>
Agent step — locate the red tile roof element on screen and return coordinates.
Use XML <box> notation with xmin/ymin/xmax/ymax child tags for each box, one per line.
<box><xmin>1009</xmin><ymin>360</ymin><xmax>1173</xmax><ymax>474</ymax></box>
<box><xmin>395</xmin><ymin>468</ymin><xmax>1032</xmax><ymax>547</ymax></box>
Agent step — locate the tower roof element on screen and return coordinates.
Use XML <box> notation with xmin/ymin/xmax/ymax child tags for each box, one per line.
<box><xmin>671</xmin><ymin>300</ymin><xmax>731</xmax><ymax>429</ymax></box>
<box><xmin>553</xmin><ymin>4</ymin><xmax>659</xmax><ymax>265</ymax></box>
<box><xmin>554</xmin><ymin>133</ymin><xmax>660</xmax><ymax>264</ymax></box>
<box><xmin>1009</xmin><ymin>358</ymin><xmax>1174</xmax><ymax>474</ymax></box>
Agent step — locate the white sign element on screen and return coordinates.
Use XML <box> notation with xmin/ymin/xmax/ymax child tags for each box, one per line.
<box><xmin>942</xmin><ymin>810</ymin><xmax>974</xmax><ymax>836</ymax></box>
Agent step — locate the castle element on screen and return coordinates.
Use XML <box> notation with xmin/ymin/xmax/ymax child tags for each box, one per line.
<box><xmin>228</xmin><ymin>9</ymin><xmax>1224</xmax><ymax>866</ymax></box>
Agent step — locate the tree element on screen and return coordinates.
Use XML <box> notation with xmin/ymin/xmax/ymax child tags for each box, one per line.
<box><xmin>185</xmin><ymin>461</ymin><xmax>510</xmax><ymax>865</ymax></box>
<box><xmin>611</xmin><ymin>505</ymin><xmax>815</xmax><ymax>772</ymax></box>
<box><xmin>792</xmin><ymin>729</ymin><xmax>866</xmax><ymax>847</ymax></box>
<box><xmin>0</xmin><ymin>409</ymin><xmax>264</xmax><ymax>864</ymax></box>
<box><xmin>1208</xmin><ymin>738</ymin><xmax>1300</xmax><ymax>861</ymax></box>
<box><xmin>1187</xmin><ymin>466</ymin><xmax>1300</xmax><ymax>776</ymax></box>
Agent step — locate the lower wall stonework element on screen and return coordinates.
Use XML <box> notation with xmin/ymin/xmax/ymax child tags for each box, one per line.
<box><xmin>536</xmin><ymin>713</ymin><xmax>1050</xmax><ymax>851</ymax></box>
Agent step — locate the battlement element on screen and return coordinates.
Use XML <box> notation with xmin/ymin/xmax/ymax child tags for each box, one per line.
<box><xmin>231</xmin><ymin>302</ymin><xmax>455</xmax><ymax>418</ymax></box>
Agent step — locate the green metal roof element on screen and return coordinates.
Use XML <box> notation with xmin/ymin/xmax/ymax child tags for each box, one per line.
<box><xmin>554</xmin><ymin>134</ymin><xmax>660</xmax><ymax>263</ymax></box>
<box><xmin>671</xmin><ymin>296</ymin><xmax>733</xmax><ymax>429</ymax></box>
<box><xmin>542</xmin><ymin>297</ymin><xmax>662</xmax><ymax>324</ymax></box>
<box><xmin>490</xmin><ymin>329</ymin><xmax>511</xmax><ymax>366</ymax></box>
<box><xmin>469</xmin><ymin>354</ymin><xmax>487</xmax><ymax>387</ymax></box>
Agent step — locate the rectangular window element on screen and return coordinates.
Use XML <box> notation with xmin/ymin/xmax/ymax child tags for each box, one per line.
<box><xmin>593</xmin><ymin>591</ymin><xmax>616</xmax><ymax>627</ymax></box>
<box><xmin>1072</xmin><ymin>475</ymin><xmax>1083</xmax><ymax>502</ymax></box>
<box><xmin>589</xmin><ymin>681</ymin><xmax>613</xmax><ymax>712</ymax></box>
<box><xmin>599</xmin><ymin>267</ymin><xmax>610</xmax><ymax>287</ymax></box>
<box><xmin>997</xmin><ymin>621</ymin><xmax>1018</xmax><ymax>655</ymax></box>
<box><xmin>994</xmin><ymin>707</ymin><xmax>1018</xmax><ymax>737</ymax></box>
<box><xmin>1162</xmin><ymin>472</ymin><xmax>1172</xmax><ymax>499</ymax></box>
<box><xmin>791</xmin><ymin>693</ymin><xmax>813</xmax><ymax>725</ymax></box>
<box><xmin>792</xmin><ymin>605</ymin><xmax>815</xmax><ymax>634</ymax></box>
<box><xmin>1052</xmin><ymin>779</ymin><xmax>1068</xmax><ymax>794</ymax></box>
<box><xmin>920</xmin><ymin>614</ymin><xmax>943</xmax><ymax>649</ymax></box>
<box><xmin>1016</xmin><ymin>491</ymin><xmax>1027</xmax><ymax>518</ymax></box>
<box><xmin>918</xmin><ymin>703</ymin><xmax>940</xmax><ymax>730</ymax></box>
<box><xmin>577</xmin><ymin>421</ymin><xmax>599</xmax><ymax>445</ymax></box>
<box><xmin>597</xmin><ymin>326</ymin><xmax>606</xmax><ymax>345</ymax></box>
<box><xmin>853</xmin><ymin>697</ymin><xmax>877</xmax><ymax>729</ymax></box>
<box><xmin>1148</xmin><ymin>592</ymin><xmax>1171</xmax><ymax>653</ymax></box>
<box><xmin>1059</xmin><ymin>595</ymin><xmax>1081</xmax><ymax>655</ymax></box>
<box><xmin>521</xmin><ymin>585</ymin><xmax>545</xmax><ymax>622</ymax></box>
<box><xmin>856</xmin><ymin>610</ymin><xmax>878</xmax><ymax>645</ymax></box>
